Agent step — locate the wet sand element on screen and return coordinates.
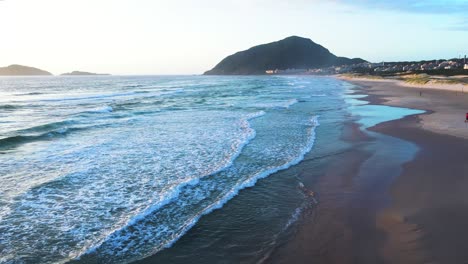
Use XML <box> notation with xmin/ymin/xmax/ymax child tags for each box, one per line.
<box><xmin>268</xmin><ymin>122</ymin><xmax>380</xmax><ymax>264</ymax></box>
<box><xmin>270</xmin><ymin>79</ymin><xmax>468</xmax><ymax>264</ymax></box>
<box><xmin>360</xmin><ymin>80</ymin><xmax>468</xmax><ymax>264</ymax></box>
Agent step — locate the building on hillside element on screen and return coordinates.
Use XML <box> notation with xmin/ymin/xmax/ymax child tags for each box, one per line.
<box><xmin>283</xmin><ymin>68</ymin><xmax>307</xmax><ymax>74</ymax></box>
<box><xmin>265</xmin><ymin>68</ymin><xmax>307</xmax><ymax>75</ymax></box>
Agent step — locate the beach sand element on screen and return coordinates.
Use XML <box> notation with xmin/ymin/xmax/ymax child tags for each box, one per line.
<box><xmin>362</xmin><ymin>80</ymin><xmax>468</xmax><ymax>263</ymax></box>
<box><xmin>269</xmin><ymin>79</ymin><xmax>468</xmax><ymax>264</ymax></box>
<box><xmin>352</xmin><ymin>79</ymin><xmax>468</xmax><ymax>139</ymax></box>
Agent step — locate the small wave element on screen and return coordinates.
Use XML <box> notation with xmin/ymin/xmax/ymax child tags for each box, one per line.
<box><xmin>17</xmin><ymin>120</ymin><xmax>75</xmax><ymax>134</ymax></box>
<box><xmin>15</xmin><ymin>92</ymin><xmax>44</xmax><ymax>96</ymax></box>
<box><xmin>0</xmin><ymin>104</ymin><xmax>20</xmax><ymax>110</ymax></box>
<box><xmin>254</xmin><ymin>99</ymin><xmax>298</xmax><ymax>110</ymax></box>
<box><xmin>77</xmin><ymin>111</ymin><xmax>267</xmax><ymax>261</ymax></box>
<box><xmin>258</xmin><ymin>199</ymin><xmax>311</xmax><ymax>264</ymax></box>
<box><xmin>0</xmin><ymin>125</ymin><xmax>88</xmax><ymax>150</ymax></box>
<box><xmin>77</xmin><ymin>177</ymin><xmax>202</xmax><ymax>260</ymax></box>
<box><xmin>245</xmin><ymin>110</ymin><xmax>266</xmax><ymax>120</ymax></box>
<box><xmin>0</xmin><ymin>133</ymin><xmax>60</xmax><ymax>150</ymax></box>
<box><xmin>298</xmin><ymin>94</ymin><xmax>327</xmax><ymax>102</ymax></box>
<box><xmin>79</xmin><ymin>115</ymin><xmax>319</xmax><ymax>262</ymax></box>
<box><xmin>224</xmin><ymin>110</ymin><xmax>266</xmax><ymax>171</ymax></box>
<box><xmin>88</xmin><ymin>106</ymin><xmax>113</xmax><ymax>113</ymax></box>
<box><xmin>283</xmin><ymin>207</ymin><xmax>303</xmax><ymax>231</ymax></box>
<box><xmin>124</xmin><ymin>84</ymin><xmax>145</xmax><ymax>88</ymax></box>
<box><xmin>155</xmin><ymin>116</ymin><xmax>319</xmax><ymax>255</ymax></box>
<box><xmin>39</xmin><ymin>92</ymin><xmax>141</xmax><ymax>102</ymax></box>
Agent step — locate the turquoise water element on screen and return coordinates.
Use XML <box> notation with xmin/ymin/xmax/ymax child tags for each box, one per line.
<box><xmin>341</xmin><ymin>81</ymin><xmax>423</xmax><ymax>214</ymax></box>
<box><xmin>0</xmin><ymin>76</ymin><xmax>425</xmax><ymax>264</ymax></box>
<box><xmin>342</xmin><ymin>86</ymin><xmax>425</xmax><ymax>128</ymax></box>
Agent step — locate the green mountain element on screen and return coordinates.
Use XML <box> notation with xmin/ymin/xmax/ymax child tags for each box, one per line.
<box><xmin>204</xmin><ymin>36</ymin><xmax>366</xmax><ymax>75</ymax></box>
<box><xmin>0</xmin><ymin>64</ymin><xmax>52</xmax><ymax>76</ymax></box>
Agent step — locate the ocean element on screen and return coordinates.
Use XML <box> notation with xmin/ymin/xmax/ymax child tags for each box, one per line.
<box><xmin>0</xmin><ymin>75</ymin><xmax>422</xmax><ymax>264</ymax></box>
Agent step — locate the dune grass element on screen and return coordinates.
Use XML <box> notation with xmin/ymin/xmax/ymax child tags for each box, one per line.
<box><xmin>402</xmin><ymin>74</ymin><xmax>430</xmax><ymax>85</ymax></box>
<box><xmin>340</xmin><ymin>73</ymin><xmax>384</xmax><ymax>80</ymax></box>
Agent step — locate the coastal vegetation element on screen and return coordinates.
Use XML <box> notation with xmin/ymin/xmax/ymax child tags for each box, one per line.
<box><xmin>341</xmin><ymin>73</ymin><xmax>468</xmax><ymax>87</ymax></box>
<box><xmin>402</xmin><ymin>74</ymin><xmax>431</xmax><ymax>85</ymax></box>
<box><xmin>340</xmin><ymin>73</ymin><xmax>384</xmax><ymax>80</ymax></box>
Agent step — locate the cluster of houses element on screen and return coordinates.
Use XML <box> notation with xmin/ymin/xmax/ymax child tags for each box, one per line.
<box><xmin>373</xmin><ymin>59</ymin><xmax>467</xmax><ymax>73</ymax></box>
<box><xmin>265</xmin><ymin>69</ymin><xmax>306</xmax><ymax>74</ymax></box>
<box><xmin>266</xmin><ymin>57</ymin><xmax>468</xmax><ymax>75</ymax></box>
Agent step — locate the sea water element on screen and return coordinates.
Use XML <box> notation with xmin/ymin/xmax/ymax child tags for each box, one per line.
<box><xmin>0</xmin><ymin>76</ymin><xmax>423</xmax><ymax>264</ymax></box>
<box><xmin>0</xmin><ymin>76</ymin><xmax>346</xmax><ymax>263</ymax></box>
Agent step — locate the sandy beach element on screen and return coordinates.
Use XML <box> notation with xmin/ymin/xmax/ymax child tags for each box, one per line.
<box><xmin>345</xmin><ymin>78</ymin><xmax>468</xmax><ymax>139</ymax></box>
<box><xmin>269</xmin><ymin>78</ymin><xmax>468</xmax><ymax>264</ymax></box>
<box><xmin>360</xmin><ymin>79</ymin><xmax>468</xmax><ymax>263</ymax></box>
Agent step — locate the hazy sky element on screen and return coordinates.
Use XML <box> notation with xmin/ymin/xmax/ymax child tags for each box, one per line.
<box><xmin>1</xmin><ymin>0</ymin><xmax>467</xmax><ymax>75</ymax></box>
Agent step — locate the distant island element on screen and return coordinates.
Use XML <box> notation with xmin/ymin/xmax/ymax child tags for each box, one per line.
<box><xmin>0</xmin><ymin>65</ymin><xmax>52</xmax><ymax>76</ymax></box>
<box><xmin>204</xmin><ymin>36</ymin><xmax>366</xmax><ymax>75</ymax></box>
<box><xmin>61</xmin><ymin>71</ymin><xmax>110</xmax><ymax>76</ymax></box>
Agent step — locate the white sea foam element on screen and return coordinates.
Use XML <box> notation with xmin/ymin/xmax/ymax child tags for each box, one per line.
<box><xmin>0</xmin><ymin>75</ymin><xmax>334</xmax><ymax>264</ymax></box>
<box><xmin>51</xmin><ymin>127</ymin><xmax>69</xmax><ymax>135</ymax></box>
<box><xmin>77</xmin><ymin>177</ymin><xmax>201</xmax><ymax>259</ymax></box>
<box><xmin>283</xmin><ymin>207</ymin><xmax>303</xmax><ymax>231</ymax></box>
<box><xmin>254</xmin><ymin>99</ymin><xmax>298</xmax><ymax>109</ymax></box>
<box><xmin>90</xmin><ymin>106</ymin><xmax>113</xmax><ymax>113</ymax></box>
<box><xmin>76</xmin><ymin>116</ymin><xmax>320</xmax><ymax>263</ymax></box>
<box><xmin>151</xmin><ymin>116</ymin><xmax>320</xmax><ymax>256</ymax></box>
<box><xmin>1</xmin><ymin>109</ymin><xmax>264</xmax><ymax>263</ymax></box>
<box><xmin>40</xmin><ymin>92</ymin><xmax>140</xmax><ymax>102</ymax></box>
<box><xmin>21</xmin><ymin>89</ymin><xmax>181</xmax><ymax>104</ymax></box>
<box><xmin>78</xmin><ymin>111</ymin><xmax>267</xmax><ymax>260</ymax></box>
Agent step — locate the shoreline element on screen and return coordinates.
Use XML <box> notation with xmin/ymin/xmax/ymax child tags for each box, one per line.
<box><xmin>354</xmin><ymin>79</ymin><xmax>468</xmax><ymax>263</ymax></box>
<box><xmin>270</xmin><ymin>77</ymin><xmax>468</xmax><ymax>263</ymax></box>
<box><xmin>339</xmin><ymin>75</ymin><xmax>468</xmax><ymax>93</ymax></box>
<box><xmin>346</xmin><ymin>78</ymin><xmax>468</xmax><ymax>139</ymax></box>
<box><xmin>267</xmin><ymin>120</ymin><xmax>386</xmax><ymax>264</ymax></box>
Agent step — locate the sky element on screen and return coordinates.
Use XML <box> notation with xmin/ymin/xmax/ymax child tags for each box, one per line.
<box><xmin>0</xmin><ymin>0</ymin><xmax>467</xmax><ymax>75</ymax></box>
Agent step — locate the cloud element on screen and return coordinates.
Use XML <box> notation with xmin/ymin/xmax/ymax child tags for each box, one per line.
<box><xmin>338</xmin><ymin>0</ymin><xmax>468</xmax><ymax>14</ymax></box>
<box><xmin>444</xmin><ymin>18</ymin><xmax>468</xmax><ymax>31</ymax></box>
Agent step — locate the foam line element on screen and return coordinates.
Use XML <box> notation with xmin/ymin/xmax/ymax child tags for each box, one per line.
<box><xmin>78</xmin><ymin>116</ymin><xmax>319</xmax><ymax>262</ymax></box>
<box><xmin>76</xmin><ymin>111</ymin><xmax>267</xmax><ymax>260</ymax></box>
